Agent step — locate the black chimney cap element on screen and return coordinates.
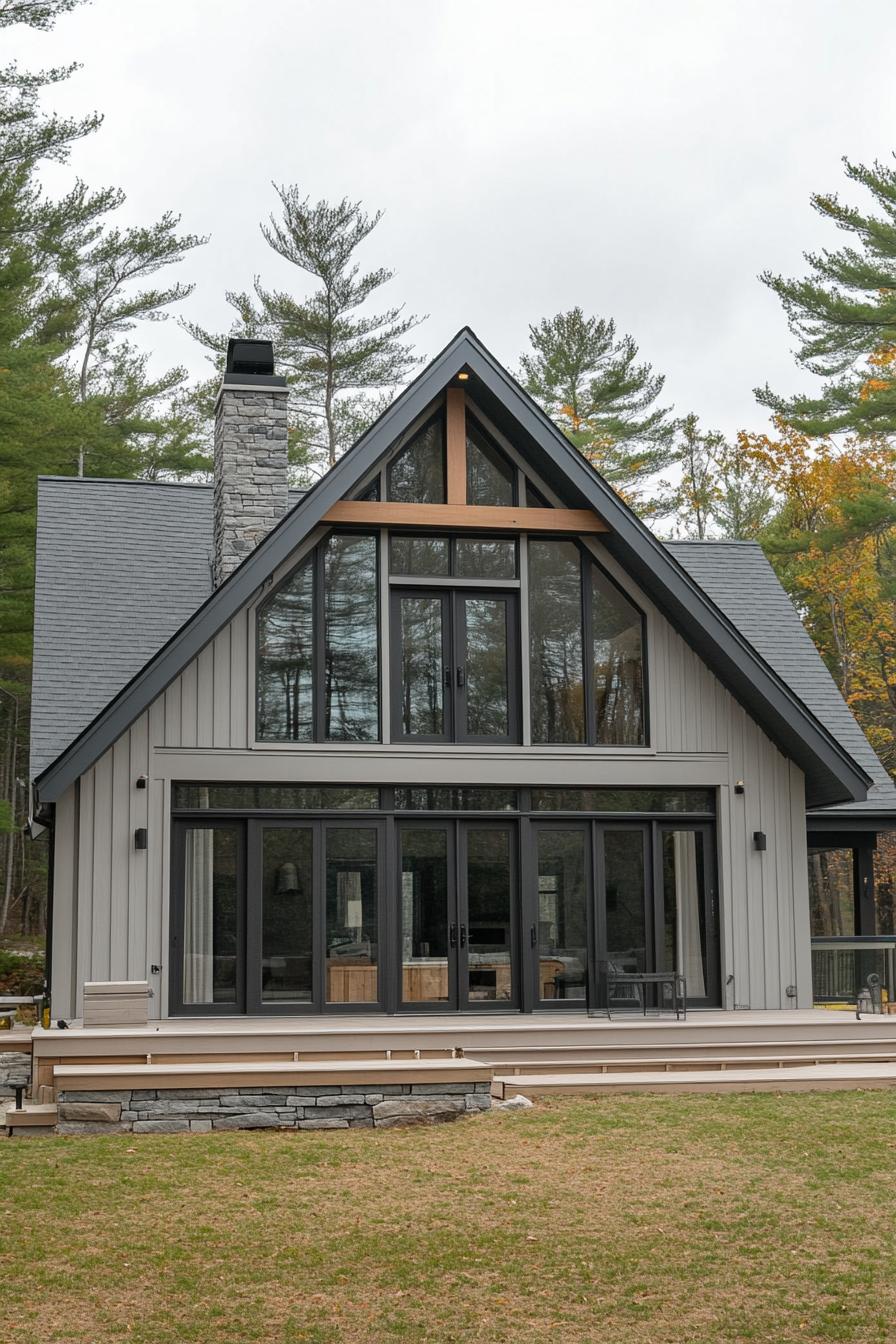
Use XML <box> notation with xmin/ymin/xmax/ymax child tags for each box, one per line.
<box><xmin>226</xmin><ymin>338</ymin><xmax>275</xmax><ymax>377</ymax></box>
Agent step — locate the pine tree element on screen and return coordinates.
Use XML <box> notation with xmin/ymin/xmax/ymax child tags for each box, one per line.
<box><xmin>520</xmin><ymin>307</ymin><xmax>675</xmax><ymax>512</ymax></box>
<box><xmin>57</xmin><ymin>210</ymin><xmax>208</xmax><ymax>474</ymax></box>
<box><xmin>757</xmin><ymin>156</ymin><xmax>896</xmax><ymax>438</ymax></box>
<box><xmin>188</xmin><ymin>186</ymin><xmax>424</xmax><ymax>471</ymax></box>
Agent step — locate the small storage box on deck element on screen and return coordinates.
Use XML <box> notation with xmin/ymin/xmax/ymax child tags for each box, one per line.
<box><xmin>83</xmin><ymin>981</ymin><xmax>151</xmax><ymax>1027</ymax></box>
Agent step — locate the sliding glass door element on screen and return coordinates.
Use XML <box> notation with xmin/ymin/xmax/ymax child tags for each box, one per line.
<box><xmin>398</xmin><ymin>820</ymin><xmax>518</xmax><ymax>1010</ymax></box>
<box><xmin>173</xmin><ymin>819</ymin><xmax>384</xmax><ymax>1015</ymax></box>
<box><xmin>530</xmin><ymin>821</ymin><xmax>718</xmax><ymax>1009</ymax></box>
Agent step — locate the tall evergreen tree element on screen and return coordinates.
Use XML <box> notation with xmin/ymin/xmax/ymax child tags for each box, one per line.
<box><xmin>0</xmin><ymin>0</ymin><xmax>208</xmax><ymax>934</ymax></box>
<box><xmin>520</xmin><ymin>307</ymin><xmax>675</xmax><ymax>512</ymax></box>
<box><xmin>757</xmin><ymin>156</ymin><xmax>896</xmax><ymax>439</ymax></box>
<box><xmin>57</xmin><ymin>210</ymin><xmax>208</xmax><ymax>474</ymax></box>
<box><xmin>188</xmin><ymin>186</ymin><xmax>423</xmax><ymax>472</ymax></box>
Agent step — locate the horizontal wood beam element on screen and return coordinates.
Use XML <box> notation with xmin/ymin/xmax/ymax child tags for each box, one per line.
<box><xmin>323</xmin><ymin>501</ymin><xmax>609</xmax><ymax>533</ymax></box>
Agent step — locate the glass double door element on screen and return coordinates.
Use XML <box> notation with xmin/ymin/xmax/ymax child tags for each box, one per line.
<box><xmin>391</xmin><ymin>588</ymin><xmax>519</xmax><ymax>742</ymax></box>
<box><xmin>532</xmin><ymin>821</ymin><xmax>719</xmax><ymax>1009</ymax></box>
<box><xmin>398</xmin><ymin>820</ymin><xmax>518</xmax><ymax>1010</ymax></box>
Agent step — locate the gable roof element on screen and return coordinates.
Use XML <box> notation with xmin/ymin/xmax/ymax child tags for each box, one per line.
<box><xmin>32</xmin><ymin>327</ymin><xmax>873</xmax><ymax>810</ymax></box>
<box><xmin>666</xmin><ymin>540</ymin><xmax>896</xmax><ymax>823</ymax></box>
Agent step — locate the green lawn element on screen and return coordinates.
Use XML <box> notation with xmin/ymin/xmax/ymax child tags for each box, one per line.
<box><xmin>2</xmin><ymin>1092</ymin><xmax>896</xmax><ymax>1343</ymax></box>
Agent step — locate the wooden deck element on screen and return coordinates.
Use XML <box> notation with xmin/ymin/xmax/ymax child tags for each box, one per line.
<box><xmin>15</xmin><ymin>1010</ymin><xmax>896</xmax><ymax>1102</ymax></box>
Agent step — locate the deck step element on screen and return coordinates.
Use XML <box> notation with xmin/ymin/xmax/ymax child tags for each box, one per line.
<box><xmin>494</xmin><ymin>1061</ymin><xmax>896</xmax><ymax>1098</ymax></box>
<box><xmin>493</xmin><ymin>1049</ymin><xmax>896</xmax><ymax>1074</ymax></box>
<box><xmin>2</xmin><ymin>1102</ymin><xmax>57</xmax><ymax>1131</ymax></box>
<box><xmin>53</xmin><ymin>1056</ymin><xmax>493</xmax><ymax>1094</ymax></box>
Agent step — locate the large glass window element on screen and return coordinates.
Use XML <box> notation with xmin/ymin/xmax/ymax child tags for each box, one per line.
<box><xmin>324</xmin><ymin>533</ymin><xmax>379</xmax><ymax>740</ymax></box>
<box><xmin>387</xmin><ymin>419</ymin><xmax>445</xmax><ymax>503</ymax></box>
<box><xmin>528</xmin><ymin>540</ymin><xmax>646</xmax><ymax>746</ymax></box>
<box><xmin>592</xmin><ymin>567</ymin><xmax>645</xmax><ymax>745</ymax></box>
<box><xmin>257</xmin><ymin>559</ymin><xmax>314</xmax><ymax>741</ymax></box>
<box><xmin>256</xmin><ymin>533</ymin><xmax>379</xmax><ymax>742</ymax></box>
<box><xmin>808</xmin><ymin>847</ymin><xmax>856</xmax><ymax>936</ymax></box>
<box><xmin>528</xmin><ymin>540</ymin><xmax>585</xmax><ymax>743</ymax></box>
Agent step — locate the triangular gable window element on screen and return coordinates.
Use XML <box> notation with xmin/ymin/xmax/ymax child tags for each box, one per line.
<box><xmin>386</xmin><ymin>417</ymin><xmax>445</xmax><ymax>503</ymax></box>
<box><xmin>466</xmin><ymin>420</ymin><xmax>514</xmax><ymax>506</ymax></box>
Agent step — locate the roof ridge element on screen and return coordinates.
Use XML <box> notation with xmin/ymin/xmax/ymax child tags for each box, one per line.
<box><xmin>37</xmin><ymin>475</ymin><xmax>213</xmax><ymax>489</ymax></box>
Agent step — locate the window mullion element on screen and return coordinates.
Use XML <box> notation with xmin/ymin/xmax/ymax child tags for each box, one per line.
<box><xmin>315</xmin><ymin>542</ymin><xmax>326</xmax><ymax>741</ymax></box>
<box><xmin>581</xmin><ymin>549</ymin><xmax>594</xmax><ymax>745</ymax></box>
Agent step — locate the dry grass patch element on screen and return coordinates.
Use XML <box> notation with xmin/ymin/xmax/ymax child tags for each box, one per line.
<box><xmin>2</xmin><ymin>1091</ymin><xmax>896</xmax><ymax>1342</ymax></box>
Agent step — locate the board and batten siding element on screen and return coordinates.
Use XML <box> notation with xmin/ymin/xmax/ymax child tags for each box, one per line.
<box><xmin>50</xmin><ymin>545</ymin><xmax>812</xmax><ymax>1019</ymax></box>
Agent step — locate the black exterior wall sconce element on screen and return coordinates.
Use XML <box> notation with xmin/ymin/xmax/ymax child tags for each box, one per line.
<box><xmin>134</xmin><ymin>827</ymin><xmax>148</xmax><ymax>851</ymax></box>
<box><xmin>753</xmin><ymin>831</ymin><xmax>767</xmax><ymax>851</ymax></box>
<box><xmin>734</xmin><ymin>780</ymin><xmax>745</xmax><ymax>795</ymax></box>
<box><xmin>136</xmin><ymin>775</ymin><xmax>147</xmax><ymax>789</ymax></box>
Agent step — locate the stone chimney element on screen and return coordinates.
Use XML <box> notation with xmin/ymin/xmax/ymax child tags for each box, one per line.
<box><xmin>213</xmin><ymin>337</ymin><xmax>290</xmax><ymax>586</ymax></box>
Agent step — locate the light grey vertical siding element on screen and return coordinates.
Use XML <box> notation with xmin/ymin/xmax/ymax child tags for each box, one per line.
<box><xmin>53</xmin><ymin>544</ymin><xmax>814</xmax><ymax>1018</ymax></box>
<box><xmin>50</xmin><ymin>784</ymin><xmax>78</xmax><ymax>1018</ymax></box>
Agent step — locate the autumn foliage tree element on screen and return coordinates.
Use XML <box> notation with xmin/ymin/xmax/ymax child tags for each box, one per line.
<box><xmin>740</xmin><ymin>421</ymin><xmax>896</xmax><ymax>771</ymax></box>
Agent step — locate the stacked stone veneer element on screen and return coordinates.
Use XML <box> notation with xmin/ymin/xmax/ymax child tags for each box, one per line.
<box><xmin>0</xmin><ymin>1052</ymin><xmax>30</xmax><ymax>1097</ymax></box>
<box><xmin>56</xmin><ymin>1083</ymin><xmax>493</xmax><ymax>1135</ymax></box>
<box><xmin>213</xmin><ymin>383</ymin><xmax>290</xmax><ymax>586</ymax></box>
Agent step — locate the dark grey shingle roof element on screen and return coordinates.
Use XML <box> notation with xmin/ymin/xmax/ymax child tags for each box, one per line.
<box><xmin>667</xmin><ymin>540</ymin><xmax>896</xmax><ymax>817</ymax></box>
<box><xmin>30</xmin><ymin>478</ymin><xmax>214</xmax><ymax>778</ymax></box>
<box><xmin>30</xmin><ymin>476</ymin><xmax>893</xmax><ymax>820</ymax></box>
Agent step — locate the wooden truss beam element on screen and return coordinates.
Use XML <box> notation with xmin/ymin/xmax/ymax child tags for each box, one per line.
<box><xmin>322</xmin><ymin>501</ymin><xmax>609</xmax><ymax>532</ymax></box>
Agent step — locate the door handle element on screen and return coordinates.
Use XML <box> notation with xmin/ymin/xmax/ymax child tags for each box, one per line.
<box><xmin>460</xmin><ymin>924</ymin><xmax>467</xmax><ymax>948</ymax></box>
<box><xmin>456</xmin><ymin>666</ymin><xmax>465</xmax><ymax>688</ymax></box>
<box><xmin>449</xmin><ymin>923</ymin><xmax>457</xmax><ymax>948</ymax></box>
<box><xmin>443</xmin><ymin>667</ymin><xmax>452</xmax><ymax>688</ymax></box>
<box><xmin>530</xmin><ymin>924</ymin><xmax>537</xmax><ymax>948</ymax></box>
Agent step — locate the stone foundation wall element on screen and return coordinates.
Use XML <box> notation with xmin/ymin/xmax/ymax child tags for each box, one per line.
<box><xmin>56</xmin><ymin>1082</ymin><xmax>493</xmax><ymax>1134</ymax></box>
<box><xmin>0</xmin><ymin>1051</ymin><xmax>30</xmax><ymax>1097</ymax></box>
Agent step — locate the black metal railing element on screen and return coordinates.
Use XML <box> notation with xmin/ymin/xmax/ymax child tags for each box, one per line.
<box><xmin>811</xmin><ymin>936</ymin><xmax>896</xmax><ymax>1006</ymax></box>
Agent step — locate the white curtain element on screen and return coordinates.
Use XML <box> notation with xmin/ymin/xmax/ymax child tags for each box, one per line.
<box><xmin>673</xmin><ymin>831</ymin><xmax>706</xmax><ymax>999</ymax></box>
<box><xmin>183</xmin><ymin>828</ymin><xmax>215</xmax><ymax>1003</ymax></box>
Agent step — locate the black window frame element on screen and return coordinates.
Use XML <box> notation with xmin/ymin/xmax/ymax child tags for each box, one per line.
<box><xmin>255</xmin><ymin>528</ymin><xmax>382</xmax><ymax>745</ymax></box>
<box><xmin>390</xmin><ymin>585</ymin><xmax>522</xmax><ymax>745</ymax></box>
<box><xmin>169</xmin><ymin>787</ymin><xmax>720</xmax><ymax>1016</ymax></box>
<box><xmin>528</xmin><ymin>535</ymin><xmax>649</xmax><ymax>748</ymax></box>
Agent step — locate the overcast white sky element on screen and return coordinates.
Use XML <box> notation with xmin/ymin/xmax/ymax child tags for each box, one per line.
<box><xmin>13</xmin><ymin>0</ymin><xmax>896</xmax><ymax>437</ymax></box>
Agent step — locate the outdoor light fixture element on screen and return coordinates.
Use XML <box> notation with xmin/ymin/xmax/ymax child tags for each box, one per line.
<box><xmin>134</xmin><ymin>827</ymin><xmax>148</xmax><ymax>851</ymax></box>
<box><xmin>753</xmin><ymin>831</ymin><xmax>767</xmax><ymax>851</ymax></box>
<box><xmin>457</xmin><ymin>371</ymin><xmax>470</xmax><ymax>381</ymax></box>
<box><xmin>136</xmin><ymin>775</ymin><xmax>147</xmax><ymax>789</ymax></box>
<box><xmin>734</xmin><ymin>780</ymin><xmax>745</xmax><ymax>794</ymax></box>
